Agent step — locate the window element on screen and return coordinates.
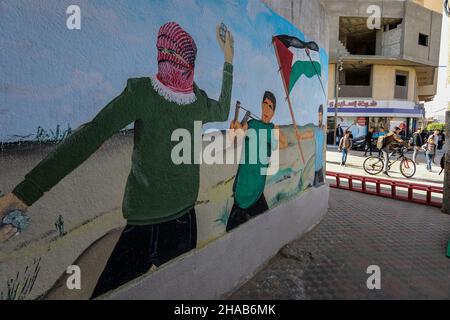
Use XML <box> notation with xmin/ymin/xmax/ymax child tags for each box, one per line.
<box><xmin>338</xmin><ymin>65</ymin><xmax>373</xmax><ymax>98</ymax></box>
<box><xmin>395</xmin><ymin>71</ymin><xmax>408</xmax><ymax>100</ymax></box>
<box><xmin>418</xmin><ymin>33</ymin><xmax>429</xmax><ymax>47</ymax></box>
<box><xmin>396</xmin><ymin>74</ymin><xmax>407</xmax><ymax>87</ymax></box>
<box><xmin>339</xmin><ymin>17</ymin><xmax>377</xmax><ymax>55</ymax></box>
<box><xmin>343</xmin><ymin>67</ymin><xmax>372</xmax><ymax>86</ymax></box>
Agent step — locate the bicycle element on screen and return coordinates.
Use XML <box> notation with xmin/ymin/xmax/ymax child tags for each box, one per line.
<box><xmin>363</xmin><ymin>146</ymin><xmax>416</xmax><ymax>178</ymax></box>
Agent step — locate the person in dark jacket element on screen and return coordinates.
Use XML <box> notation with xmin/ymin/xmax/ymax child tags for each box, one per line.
<box><xmin>412</xmin><ymin>127</ymin><xmax>423</xmax><ymax>165</ymax></box>
<box><xmin>381</xmin><ymin>127</ymin><xmax>408</xmax><ymax>176</ymax></box>
<box><xmin>363</xmin><ymin>127</ymin><xmax>374</xmax><ymax>156</ymax></box>
<box><xmin>440</xmin><ymin>154</ymin><xmax>445</xmax><ymax>175</ymax></box>
<box><xmin>338</xmin><ymin>130</ymin><xmax>352</xmax><ymax>166</ymax></box>
<box><xmin>420</xmin><ymin>130</ymin><xmax>429</xmax><ymax>145</ymax></box>
<box><xmin>437</xmin><ymin>132</ymin><xmax>444</xmax><ymax>150</ymax></box>
<box><xmin>336</xmin><ymin>124</ymin><xmax>344</xmax><ymax>145</ymax></box>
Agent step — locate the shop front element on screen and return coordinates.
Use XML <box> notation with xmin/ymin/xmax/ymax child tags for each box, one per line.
<box><xmin>327</xmin><ymin>99</ymin><xmax>424</xmax><ymax>143</ymax></box>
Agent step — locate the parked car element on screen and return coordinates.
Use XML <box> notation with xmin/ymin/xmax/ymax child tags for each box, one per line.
<box><xmin>351</xmin><ymin>135</ymin><xmax>376</xmax><ymax>151</ymax></box>
<box><xmin>352</xmin><ymin>136</ymin><xmax>368</xmax><ymax>151</ymax></box>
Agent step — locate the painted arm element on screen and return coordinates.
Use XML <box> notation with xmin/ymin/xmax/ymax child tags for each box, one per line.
<box><xmin>295</xmin><ymin>130</ymin><xmax>314</xmax><ymax>141</ymax></box>
<box><xmin>11</xmin><ymin>79</ymin><xmax>139</xmax><ymax>207</ymax></box>
<box><xmin>203</xmin><ymin>62</ymin><xmax>234</xmax><ymax>122</ymax></box>
<box><xmin>202</xmin><ymin>25</ymin><xmax>234</xmax><ymax>123</ymax></box>
<box><xmin>229</xmin><ymin>119</ymin><xmax>248</xmax><ymax>141</ymax></box>
<box><xmin>275</xmin><ymin>125</ymin><xmax>288</xmax><ymax>150</ymax></box>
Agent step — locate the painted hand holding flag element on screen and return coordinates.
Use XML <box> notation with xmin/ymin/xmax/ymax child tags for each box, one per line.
<box><xmin>272</xmin><ymin>35</ymin><xmax>323</xmax><ymax>164</ymax></box>
<box><xmin>273</xmin><ymin>35</ymin><xmax>322</xmax><ymax>93</ymax></box>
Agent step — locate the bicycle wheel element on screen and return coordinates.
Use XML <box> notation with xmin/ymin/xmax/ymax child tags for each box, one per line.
<box><xmin>363</xmin><ymin>157</ymin><xmax>384</xmax><ymax>175</ymax></box>
<box><xmin>400</xmin><ymin>158</ymin><xmax>416</xmax><ymax>178</ymax></box>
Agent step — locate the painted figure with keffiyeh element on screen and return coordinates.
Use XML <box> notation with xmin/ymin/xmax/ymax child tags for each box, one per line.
<box><xmin>1</xmin><ymin>22</ymin><xmax>234</xmax><ymax>298</ymax></box>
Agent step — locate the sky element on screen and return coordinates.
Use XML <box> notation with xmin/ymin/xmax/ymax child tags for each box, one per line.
<box><xmin>0</xmin><ymin>0</ymin><xmax>328</xmax><ymax>142</ymax></box>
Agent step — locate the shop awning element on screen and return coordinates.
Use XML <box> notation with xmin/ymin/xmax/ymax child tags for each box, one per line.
<box><xmin>327</xmin><ymin>107</ymin><xmax>424</xmax><ymax>118</ymax></box>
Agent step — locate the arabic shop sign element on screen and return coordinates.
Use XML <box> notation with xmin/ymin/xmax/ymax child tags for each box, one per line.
<box><xmin>328</xmin><ymin>100</ymin><xmax>378</xmax><ymax>108</ymax></box>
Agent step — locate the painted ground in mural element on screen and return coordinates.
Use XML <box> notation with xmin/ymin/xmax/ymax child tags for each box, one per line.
<box><xmin>0</xmin><ymin>0</ymin><xmax>328</xmax><ymax>299</ymax></box>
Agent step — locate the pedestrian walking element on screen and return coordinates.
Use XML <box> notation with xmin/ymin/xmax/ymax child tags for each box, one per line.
<box><xmin>437</xmin><ymin>131</ymin><xmax>444</xmax><ymax>150</ymax></box>
<box><xmin>420</xmin><ymin>129</ymin><xmax>429</xmax><ymax>145</ymax></box>
<box><xmin>338</xmin><ymin>130</ymin><xmax>352</xmax><ymax>166</ymax></box>
<box><xmin>377</xmin><ymin>127</ymin><xmax>386</xmax><ymax>157</ymax></box>
<box><xmin>426</xmin><ymin>135</ymin><xmax>436</xmax><ymax>172</ymax></box>
<box><xmin>430</xmin><ymin>130</ymin><xmax>440</xmax><ymax>164</ymax></box>
<box><xmin>363</xmin><ymin>127</ymin><xmax>374</xmax><ymax>156</ymax></box>
<box><xmin>336</xmin><ymin>124</ymin><xmax>343</xmax><ymax>146</ymax></box>
<box><xmin>411</xmin><ymin>127</ymin><xmax>423</xmax><ymax>164</ymax></box>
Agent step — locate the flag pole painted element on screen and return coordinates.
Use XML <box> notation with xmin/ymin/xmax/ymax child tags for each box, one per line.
<box><xmin>272</xmin><ymin>36</ymin><xmax>305</xmax><ymax>164</ymax></box>
<box><xmin>305</xmin><ymin>49</ymin><xmax>327</xmax><ymax>99</ymax></box>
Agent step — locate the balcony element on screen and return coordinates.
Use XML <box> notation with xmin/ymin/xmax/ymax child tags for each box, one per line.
<box><xmin>339</xmin><ymin>85</ymin><xmax>372</xmax><ymax>98</ymax></box>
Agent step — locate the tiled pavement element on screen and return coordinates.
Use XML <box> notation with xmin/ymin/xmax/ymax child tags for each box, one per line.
<box><xmin>229</xmin><ymin>188</ymin><xmax>450</xmax><ymax>300</ymax></box>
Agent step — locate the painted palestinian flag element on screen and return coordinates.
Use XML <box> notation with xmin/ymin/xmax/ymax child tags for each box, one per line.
<box><xmin>273</xmin><ymin>35</ymin><xmax>322</xmax><ymax>94</ymax></box>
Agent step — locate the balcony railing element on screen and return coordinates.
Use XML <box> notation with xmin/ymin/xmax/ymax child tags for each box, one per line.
<box><xmin>394</xmin><ymin>85</ymin><xmax>408</xmax><ymax>100</ymax></box>
<box><xmin>339</xmin><ymin>85</ymin><xmax>372</xmax><ymax>98</ymax></box>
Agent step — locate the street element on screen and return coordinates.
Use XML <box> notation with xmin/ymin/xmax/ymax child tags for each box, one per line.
<box><xmin>230</xmin><ymin>188</ymin><xmax>450</xmax><ymax>300</ymax></box>
<box><xmin>229</xmin><ymin>145</ymin><xmax>449</xmax><ymax>300</ymax></box>
<box><xmin>326</xmin><ymin>145</ymin><xmax>445</xmax><ymax>187</ymax></box>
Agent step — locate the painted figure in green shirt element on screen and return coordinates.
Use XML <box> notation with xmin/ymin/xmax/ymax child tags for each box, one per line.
<box><xmin>313</xmin><ymin>104</ymin><xmax>326</xmax><ymax>187</ymax></box>
<box><xmin>226</xmin><ymin>91</ymin><xmax>288</xmax><ymax>232</ymax></box>
<box><xmin>0</xmin><ymin>22</ymin><xmax>234</xmax><ymax>298</ymax></box>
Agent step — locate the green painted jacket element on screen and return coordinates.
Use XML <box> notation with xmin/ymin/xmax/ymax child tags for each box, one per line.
<box><xmin>13</xmin><ymin>63</ymin><xmax>233</xmax><ymax>225</ymax></box>
<box><xmin>233</xmin><ymin>119</ymin><xmax>276</xmax><ymax>209</ymax></box>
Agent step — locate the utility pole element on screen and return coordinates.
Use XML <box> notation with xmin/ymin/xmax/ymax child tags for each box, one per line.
<box><xmin>443</xmin><ymin>108</ymin><xmax>450</xmax><ymax>214</ymax></box>
<box><xmin>443</xmin><ymin>2</ymin><xmax>450</xmax><ymax>214</ymax></box>
<box><xmin>333</xmin><ymin>49</ymin><xmax>343</xmax><ymax>145</ymax></box>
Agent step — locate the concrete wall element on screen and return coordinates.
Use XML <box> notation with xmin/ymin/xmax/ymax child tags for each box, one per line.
<box><xmin>0</xmin><ymin>0</ymin><xmax>330</xmax><ymax>300</ymax></box>
<box><xmin>107</xmin><ymin>0</ymin><xmax>332</xmax><ymax>301</ymax></box>
<box><xmin>372</xmin><ymin>65</ymin><xmax>418</xmax><ymax>101</ymax></box>
<box><xmin>264</xmin><ymin>0</ymin><xmax>329</xmax><ymax>52</ymax></box>
<box><xmin>382</xmin><ymin>24</ymin><xmax>403</xmax><ymax>57</ymax></box>
<box><xmin>418</xmin><ymin>68</ymin><xmax>439</xmax><ymax>97</ymax></box>
<box><xmin>105</xmin><ymin>184</ymin><xmax>329</xmax><ymax>300</ymax></box>
<box><xmin>403</xmin><ymin>1</ymin><xmax>443</xmax><ymax>66</ymax></box>
<box><xmin>321</xmin><ymin>0</ymin><xmax>405</xmax><ymax>59</ymax></box>
<box><xmin>328</xmin><ymin>63</ymin><xmax>336</xmax><ymax>98</ymax></box>
<box><xmin>322</xmin><ymin>0</ymin><xmax>442</xmax><ymax>67</ymax></box>
<box><xmin>328</xmin><ymin>64</ymin><xmax>418</xmax><ymax>102</ymax></box>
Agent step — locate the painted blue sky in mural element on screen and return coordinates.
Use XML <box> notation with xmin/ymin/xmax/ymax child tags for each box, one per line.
<box><xmin>0</xmin><ymin>0</ymin><xmax>328</xmax><ymax>142</ymax></box>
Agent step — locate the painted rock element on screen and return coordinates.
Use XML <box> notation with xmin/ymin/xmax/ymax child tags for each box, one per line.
<box><xmin>2</xmin><ymin>210</ymin><xmax>30</xmax><ymax>232</ymax></box>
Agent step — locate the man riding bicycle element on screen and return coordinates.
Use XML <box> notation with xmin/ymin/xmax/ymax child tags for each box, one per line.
<box><xmin>380</xmin><ymin>127</ymin><xmax>409</xmax><ymax>177</ymax></box>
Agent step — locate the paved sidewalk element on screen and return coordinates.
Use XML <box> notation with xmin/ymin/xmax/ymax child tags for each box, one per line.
<box><xmin>326</xmin><ymin>146</ymin><xmax>444</xmax><ymax>187</ymax></box>
<box><xmin>229</xmin><ymin>188</ymin><xmax>450</xmax><ymax>300</ymax></box>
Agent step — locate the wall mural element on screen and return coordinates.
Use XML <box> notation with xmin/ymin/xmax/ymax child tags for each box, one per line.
<box><xmin>0</xmin><ymin>0</ymin><xmax>328</xmax><ymax>299</ymax></box>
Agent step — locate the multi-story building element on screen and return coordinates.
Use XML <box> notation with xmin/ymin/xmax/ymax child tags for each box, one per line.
<box><xmin>323</xmin><ymin>0</ymin><xmax>443</xmax><ymax>142</ymax></box>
